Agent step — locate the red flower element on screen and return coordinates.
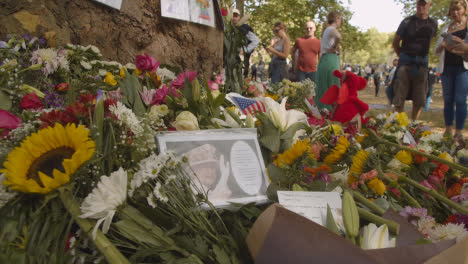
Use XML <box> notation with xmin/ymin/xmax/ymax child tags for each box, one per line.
<box><xmin>55</xmin><ymin>83</ymin><xmax>69</xmax><ymax>92</ymax></box>
<box><xmin>135</xmin><ymin>53</ymin><xmax>160</xmax><ymax>72</ymax></box>
<box><xmin>414</xmin><ymin>151</ymin><xmax>428</xmax><ymax>164</ymax></box>
<box><xmin>170</xmin><ymin>70</ymin><xmax>197</xmax><ymax>89</ymax></box>
<box><xmin>66</xmin><ymin>102</ymin><xmax>91</xmax><ymax>120</ymax></box>
<box><xmin>221</xmin><ymin>8</ymin><xmax>228</xmax><ymax>16</ymax></box>
<box><xmin>39</xmin><ymin>110</ymin><xmax>77</xmax><ymax>128</ymax></box>
<box><xmin>20</xmin><ymin>93</ymin><xmax>43</xmax><ymax>110</ymax></box>
<box><xmin>0</xmin><ymin>110</ymin><xmax>21</xmax><ymax>137</ymax></box>
<box><xmin>78</xmin><ymin>92</ymin><xmax>96</xmax><ymax>105</ymax></box>
<box><xmin>447</xmin><ymin>183</ymin><xmax>462</xmax><ymax>198</ymax></box>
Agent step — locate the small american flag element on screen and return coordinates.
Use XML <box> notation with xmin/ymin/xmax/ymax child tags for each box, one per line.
<box><xmin>231</xmin><ymin>96</ymin><xmax>266</xmax><ymax>115</ymax></box>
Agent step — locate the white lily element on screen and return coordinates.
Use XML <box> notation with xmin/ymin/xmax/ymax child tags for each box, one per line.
<box><xmin>264</xmin><ymin>97</ymin><xmax>307</xmax><ymax>132</ymax></box>
<box><xmin>80</xmin><ymin>167</ymin><xmax>127</xmax><ymax>239</ymax></box>
<box><xmin>361</xmin><ymin>223</ymin><xmax>396</xmax><ymax>249</ymax></box>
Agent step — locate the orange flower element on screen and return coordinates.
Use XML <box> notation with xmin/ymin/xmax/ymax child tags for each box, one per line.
<box><xmin>414</xmin><ymin>151</ymin><xmax>428</xmax><ymax>164</ymax></box>
<box><xmin>385</xmin><ymin>172</ymin><xmax>399</xmax><ymax>182</ymax></box>
<box><xmin>447</xmin><ymin>183</ymin><xmax>462</xmax><ymax>198</ymax></box>
<box><xmin>304</xmin><ymin>164</ymin><xmax>331</xmax><ymax>179</ymax></box>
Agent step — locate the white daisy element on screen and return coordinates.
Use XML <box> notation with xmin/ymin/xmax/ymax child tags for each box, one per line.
<box><xmin>80</xmin><ymin>167</ymin><xmax>127</xmax><ymax>239</ymax></box>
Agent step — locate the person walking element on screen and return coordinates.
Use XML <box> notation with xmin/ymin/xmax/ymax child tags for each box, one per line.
<box><xmin>232</xmin><ymin>9</ymin><xmax>260</xmax><ymax>78</ymax></box>
<box><xmin>391</xmin><ymin>0</ymin><xmax>437</xmax><ymax>120</ymax></box>
<box><xmin>291</xmin><ymin>21</ymin><xmax>321</xmax><ymax>82</ymax></box>
<box><xmin>315</xmin><ymin>11</ymin><xmax>342</xmax><ymax>110</ymax></box>
<box><xmin>265</xmin><ymin>22</ymin><xmax>291</xmax><ymax>84</ymax></box>
<box><xmin>251</xmin><ymin>63</ymin><xmax>257</xmax><ymax>80</ymax></box>
<box><xmin>434</xmin><ymin>0</ymin><xmax>468</xmax><ymax>139</ymax></box>
<box><xmin>257</xmin><ymin>60</ymin><xmax>265</xmax><ymax>81</ymax></box>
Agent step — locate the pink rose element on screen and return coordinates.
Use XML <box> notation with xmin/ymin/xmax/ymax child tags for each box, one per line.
<box><xmin>151</xmin><ymin>85</ymin><xmax>180</xmax><ymax>105</ymax></box>
<box><xmin>171</xmin><ymin>70</ymin><xmax>197</xmax><ymax>89</ymax></box>
<box><xmin>135</xmin><ymin>53</ymin><xmax>160</xmax><ymax>72</ymax></box>
<box><xmin>20</xmin><ymin>93</ymin><xmax>43</xmax><ymax>110</ymax></box>
<box><xmin>208</xmin><ymin>80</ymin><xmax>219</xmax><ymax>91</ymax></box>
<box><xmin>0</xmin><ymin>110</ymin><xmax>21</xmax><ymax>137</ymax></box>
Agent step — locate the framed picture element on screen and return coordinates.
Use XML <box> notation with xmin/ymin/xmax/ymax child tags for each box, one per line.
<box><xmin>157</xmin><ymin>128</ymin><xmax>270</xmax><ymax>208</ymax></box>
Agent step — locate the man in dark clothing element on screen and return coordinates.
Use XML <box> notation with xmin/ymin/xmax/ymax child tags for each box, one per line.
<box><xmin>232</xmin><ymin>9</ymin><xmax>259</xmax><ymax>78</ymax></box>
<box><xmin>251</xmin><ymin>63</ymin><xmax>257</xmax><ymax>80</ymax></box>
<box><xmin>392</xmin><ymin>0</ymin><xmax>437</xmax><ymax>120</ymax></box>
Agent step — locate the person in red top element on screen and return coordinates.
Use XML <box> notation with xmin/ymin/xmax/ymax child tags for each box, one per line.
<box><xmin>291</xmin><ymin>21</ymin><xmax>321</xmax><ymax>82</ymax></box>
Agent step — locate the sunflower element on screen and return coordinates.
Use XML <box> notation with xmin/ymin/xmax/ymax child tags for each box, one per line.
<box><xmin>367</xmin><ymin>178</ymin><xmax>386</xmax><ymax>196</ymax></box>
<box><xmin>1</xmin><ymin>123</ymin><xmax>95</xmax><ymax>194</ymax></box>
<box><xmin>274</xmin><ymin>139</ymin><xmax>310</xmax><ymax>168</ymax></box>
<box><xmin>323</xmin><ymin>136</ymin><xmax>350</xmax><ymax>164</ymax></box>
<box><xmin>348</xmin><ymin>149</ymin><xmax>370</xmax><ymax>184</ymax></box>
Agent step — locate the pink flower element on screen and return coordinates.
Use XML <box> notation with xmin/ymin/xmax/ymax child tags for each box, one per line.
<box><xmin>151</xmin><ymin>85</ymin><xmax>180</xmax><ymax>105</ymax></box>
<box><xmin>105</xmin><ymin>87</ymin><xmax>123</xmax><ymax>100</ymax></box>
<box><xmin>359</xmin><ymin>170</ymin><xmax>378</xmax><ymax>185</ymax></box>
<box><xmin>171</xmin><ymin>70</ymin><xmax>197</xmax><ymax>89</ymax></box>
<box><xmin>139</xmin><ymin>86</ymin><xmax>156</xmax><ymax>106</ymax></box>
<box><xmin>387</xmin><ymin>188</ymin><xmax>400</xmax><ymax>198</ymax></box>
<box><xmin>208</xmin><ymin>80</ymin><xmax>219</xmax><ymax>91</ymax></box>
<box><xmin>215</xmin><ymin>73</ymin><xmax>224</xmax><ymax>84</ymax></box>
<box><xmin>20</xmin><ymin>93</ymin><xmax>43</xmax><ymax>110</ymax></box>
<box><xmin>428</xmin><ymin>175</ymin><xmax>442</xmax><ymax>187</ymax></box>
<box><xmin>135</xmin><ymin>53</ymin><xmax>160</xmax><ymax>72</ymax></box>
<box><xmin>0</xmin><ymin>110</ymin><xmax>21</xmax><ymax>137</ymax></box>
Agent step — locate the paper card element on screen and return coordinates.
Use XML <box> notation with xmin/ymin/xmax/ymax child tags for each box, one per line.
<box><xmin>161</xmin><ymin>0</ymin><xmax>191</xmax><ymax>22</ymax></box>
<box><xmin>93</xmin><ymin>0</ymin><xmax>122</xmax><ymax>10</ymax></box>
<box><xmin>277</xmin><ymin>191</ymin><xmax>341</xmax><ymax>226</ymax></box>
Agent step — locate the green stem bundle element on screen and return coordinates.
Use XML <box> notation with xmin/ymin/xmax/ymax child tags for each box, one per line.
<box><xmin>59</xmin><ymin>189</ymin><xmax>130</xmax><ymax>264</ymax></box>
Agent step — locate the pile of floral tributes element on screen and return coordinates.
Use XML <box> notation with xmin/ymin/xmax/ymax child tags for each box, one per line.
<box><xmin>0</xmin><ymin>35</ymin><xmax>467</xmax><ymax>263</ymax></box>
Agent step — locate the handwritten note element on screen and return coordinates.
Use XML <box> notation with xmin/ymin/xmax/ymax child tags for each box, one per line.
<box><xmin>277</xmin><ymin>191</ymin><xmax>342</xmax><ymax>226</ymax></box>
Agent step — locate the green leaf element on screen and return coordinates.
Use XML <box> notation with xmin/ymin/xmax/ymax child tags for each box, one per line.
<box><xmin>266</xmin><ymin>163</ymin><xmax>282</xmax><ymax>183</ymax></box>
<box><xmin>308</xmin><ymin>181</ymin><xmax>327</xmax><ymax>191</ymax></box>
<box><xmin>257</xmin><ymin>113</ymin><xmax>280</xmax><ymax>153</ymax></box>
<box><xmin>213</xmin><ymin>245</ymin><xmax>232</xmax><ymax>264</ymax></box>
<box><xmin>326</xmin><ymin>204</ymin><xmax>341</xmax><ymax>235</ymax></box>
<box><xmin>266</xmin><ymin>183</ymin><xmax>283</xmax><ymax>201</ymax></box>
<box><xmin>118</xmin><ymin>69</ymin><xmax>146</xmax><ymax>116</ymax></box>
<box><xmin>280</xmin><ymin>122</ymin><xmax>308</xmax><ymax>139</ymax></box>
<box><xmin>0</xmin><ymin>90</ymin><xmax>12</xmax><ymax>110</ymax></box>
<box><xmin>292</xmin><ymin>184</ymin><xmax>305</xmax><ymax>191</ymax></box>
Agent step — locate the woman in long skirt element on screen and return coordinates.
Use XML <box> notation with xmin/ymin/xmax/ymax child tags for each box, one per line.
<box><xmin>315</xmin><ymin>11</ymin><xmax>342</xmax><ymax>111</ymax></box>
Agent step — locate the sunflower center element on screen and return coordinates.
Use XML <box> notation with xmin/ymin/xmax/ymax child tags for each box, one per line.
<box><xmin>27</xmin><ymin>147</ymin><xmax>75</xmax><ymax>187</ymax></box>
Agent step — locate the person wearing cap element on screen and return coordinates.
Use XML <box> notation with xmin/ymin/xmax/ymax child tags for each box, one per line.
<box><xmin>291</xmin><ymin>21</ymin><xmax>321</xmax><ymax>82</ymax></box>
<box><xmin>232</xmin><ymin>8</ymin><xmax>259</xmax><ymax>78</ymax></box>
<box><xmin>391</xmin><ymin>0</ymin><xmax>437</xmax><ymax>121</ymax></box>
<box><xmin>434</xmin><ymin>0</ymin><xmax>467</xmax><ymax>139</ymax></box>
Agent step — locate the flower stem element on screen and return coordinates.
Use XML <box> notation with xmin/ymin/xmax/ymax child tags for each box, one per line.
<box><xmin>398</xmin><ymin>176</ymin><xmax>468</xmax><ymax>215</ymax></box>
<box><xmin>59</xmin><ymin>189</ymin><xmax>130</xmax><ymax>264</ymax></box>
<box><xmin>350</xmin><ymin>190</ymin><xmax>385</xmax><ymax>216</ymax></box>
<box><xmin>369</xmin><ymin>130</ymin><xmax>468</xmax><ymax>174</ymax></box>
<box><xmin>357</xmin><ymin>207</ymin><xmax>400</xmax><ymax>235</ymax></box>
<box><xmin>375</xmin><ymin>166</ymin><xmax>421</xmax><ymax>208</ymax></box>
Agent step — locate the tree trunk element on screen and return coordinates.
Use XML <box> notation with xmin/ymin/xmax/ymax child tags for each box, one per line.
<box><xmin>0</xmin><ymin>0</ymin><xmax>223</xmax><ymax>77</ymax></box>
<box><xmin>236</xmin><ymin>0</ymin><xmax>244</xmax><ymax>16</ymax></box>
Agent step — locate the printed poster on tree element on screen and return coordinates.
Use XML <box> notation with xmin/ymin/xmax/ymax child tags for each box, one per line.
<box><xmin>92</xmin><ymin>0</ymin><xmax>122</xmax><ymax>10</ymax></box>
<box><xmin>161</xmin><ymin>0</ymin><xmax>215</xmax><ymax>28</ymax></box>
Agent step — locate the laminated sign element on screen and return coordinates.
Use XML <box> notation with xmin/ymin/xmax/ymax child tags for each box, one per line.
<box><xmin>161</xmin><ymin>0</ymin><xmax>216</xmax><ymax>28</ymax></box>
<box><xmin>93</xmin><ymin>0</ymin><xmax>122</xmax><ymax>10</ymax></box>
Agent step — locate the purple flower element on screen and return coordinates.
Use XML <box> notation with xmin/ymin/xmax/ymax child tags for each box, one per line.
<box><xmin>22</xmin><ymin>34</ymin><xmax>32</xmax><ymax>41</ymax></box>
<box><xmin>452</xmin><ymin>214</ymin><xmax>468</xmax><ymax>230</ymax></box>
<box><xmin>319</xmin><ymin>172</ymin><xmax>331</xmax><ymax>183</ymax></box>
<box><xmin>44</xmin><ymin>90</ymin><xmax>64</xmax><ymax>108</ymax></box>
<box><xmin>39</xmin><ymin>37</ymin><xmax>47</xmax><ymax>46</ymax></box>
<box><xmin>0</xmin><ymin>41</ymin><xmax>8</xmax><ymax>49</ymax></box>
<box><xmin>400</xmin><ymin>206</ymin><xmax>432</xmax><ymax>226</ymax></box>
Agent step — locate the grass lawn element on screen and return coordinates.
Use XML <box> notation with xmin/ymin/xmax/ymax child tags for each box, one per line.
<box><xmin>358</xmin><ymin>82</ymin><xmax>468</xmax><ymax>136</ymax></box>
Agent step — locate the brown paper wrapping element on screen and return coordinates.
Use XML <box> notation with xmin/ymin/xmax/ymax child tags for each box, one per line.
<box><xmin>246</xmin><ymin>203</ymin><xmax>460</xmax><ymax>264</ymax></box>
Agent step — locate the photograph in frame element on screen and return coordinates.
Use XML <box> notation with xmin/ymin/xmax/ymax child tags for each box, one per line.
<box><xmin>157</xmin><ymin>128</ymin><xmax>269</xmax><ymax>208</ymax></box>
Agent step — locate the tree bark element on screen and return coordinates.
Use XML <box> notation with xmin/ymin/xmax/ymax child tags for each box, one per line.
<box><xmin>0</xmin><ymin>0</ymin><xmax>223</xmax><ymax>77</ymax></box>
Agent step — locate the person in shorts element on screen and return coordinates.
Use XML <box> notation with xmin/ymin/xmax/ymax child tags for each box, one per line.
<box><xmin>391</xmin><ymin>0</ymin><xmax>437</xmax><ymax>120</ymax></box>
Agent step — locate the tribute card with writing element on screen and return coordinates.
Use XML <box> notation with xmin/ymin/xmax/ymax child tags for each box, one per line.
<box><xmin>277</xmin><ymin>191</ymin><xmax>342</xmax><ymax>226</ymax></box>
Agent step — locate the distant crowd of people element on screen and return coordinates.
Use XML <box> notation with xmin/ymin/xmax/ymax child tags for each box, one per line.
<box><xmin>230</xmin><ymin>0</ymin><xmax>468</xmax><ymax>138</ymax></box>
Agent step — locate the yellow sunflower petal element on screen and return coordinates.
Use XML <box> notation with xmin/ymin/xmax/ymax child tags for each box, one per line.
<box><xmin>1</xmin><ymin>123</ymin><xmax>95</xmax><ymax>194</ymax></box>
